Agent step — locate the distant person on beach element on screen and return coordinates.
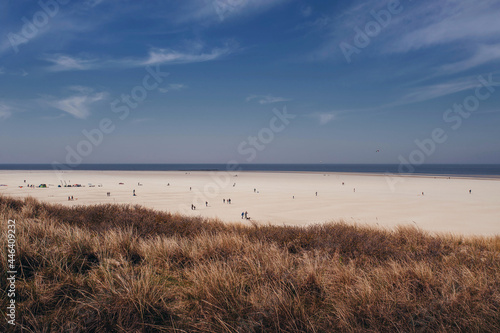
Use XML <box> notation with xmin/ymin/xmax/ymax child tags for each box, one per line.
<box><xmin>205</xmin><ymin>201</ymin><xmax>208</xmax><ymax>207</ymax></box>
<box><xmin>190</xmin><ymin>187</ymin><xmax>192</xmax><ymax>191</ymax></box>
<box><xmin>422</xmin><ymin>192</ymin><xmax>424</xmax><ymax>196</ymax></box>
<box><xmin>241</xmin><ymin>212</ymin><xmax>244</xmax><ymax>219</ymax></box>
<box><xmin>254</xmin><ymin>188</ymin><xmax>256</xmax><ymax>193</ymax></box>
<box><xmin>107</xmin><ymin>192</ymin><xmax>110</xmax><ymax>197</ymax></box>
<box><xmin>342</xmin><ymin>182</ymin><xmax>344</xmax><ymax>186</ymax></box>
<box><xmin>133</xmin><ymin>189</ymin><xmax>136</xmax><ymax>196</ymax></box>
<box><xmin>244</xmin><ymin>211</ymin><xmax>248</xmax><ymax>219</ymax></box>
<box><xmin>71</xmin><ymin>196</ymin><xmax>73</xmax><ymax>200</ymax></box>
<box><xmin>353</xmin><ymin>188</ymin><xmax>355</xmax><ymax>193</ymax></box>
<box><xmin>223</xmin><ymin>199</ymin><xmax>226</xmax><ymax>204</ymax></box>
<box><xmin>315</xmin><ymin>192</ymin><xmax>317</xmax><ymax>196</ymax></box>
<box><xmin>228</xmin><ymin>199</ymin><xmax>231</xmax><ymax>204</ymax></box>
<box><xmin>469</xmin><ymin>189</ymin><xmax>472</xmax><ymax>194</ymax></box>
<box><xmin>68</xmin><ymin>196</ymin><xmax>70</xmax><ymax>201</ymax></box>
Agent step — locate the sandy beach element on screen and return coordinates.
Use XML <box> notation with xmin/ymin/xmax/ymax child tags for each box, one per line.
<box><xmin>1</xmin><ymin>170</ymin><xmax>499</xmax><ymax>236</ymax></box>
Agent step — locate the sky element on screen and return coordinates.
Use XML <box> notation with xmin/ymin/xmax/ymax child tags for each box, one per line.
<box><xmin>1</xmin><ymin>0</ymin><xmax>499</xmax><ymax>165</ymax></box>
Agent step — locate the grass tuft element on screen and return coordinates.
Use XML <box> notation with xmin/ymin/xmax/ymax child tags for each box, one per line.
<box><xmin>1</xmin><ymin>195</ymin><xmax>499</xmax><ymax>332</ymax></box>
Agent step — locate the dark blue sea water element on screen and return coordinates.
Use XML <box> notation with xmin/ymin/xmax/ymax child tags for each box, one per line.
<box><xmin>1</xmin><ymin>164</ymin><xmax>500</xmax><ymax>176</ymax></box>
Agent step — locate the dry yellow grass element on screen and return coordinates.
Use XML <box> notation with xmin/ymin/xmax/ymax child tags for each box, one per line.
<box><xmin>1</xmin><ymin>195</ymin><xmax>499</xmax><ymax>332</ymax></box>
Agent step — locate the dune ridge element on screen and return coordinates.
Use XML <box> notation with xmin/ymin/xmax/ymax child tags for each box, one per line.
<box><xmin>1</xmin><ymin>195</ymin><xmax>499</xmax><ymax>332</ymax></box>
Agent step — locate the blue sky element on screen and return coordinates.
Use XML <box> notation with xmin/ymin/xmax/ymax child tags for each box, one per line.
<box><xmin>1</xmin><ymin>0</ymin><xmax>499</xmax><ymax>164</ymax></box>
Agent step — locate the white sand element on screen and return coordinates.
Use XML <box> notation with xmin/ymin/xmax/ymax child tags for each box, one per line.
<box><xmin>1</xmin><ymin>170</ymin><xmax>499</xmax><ymax>236</ymax></box>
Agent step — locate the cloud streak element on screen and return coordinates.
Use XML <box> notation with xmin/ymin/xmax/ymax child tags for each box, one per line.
<box><xmin>398</xmin><ymin>74</ymin><xmax>500</xmax><ymax>105</ymax></box>
<box><xmin>43</xmin><ymin>55</ymin><xmax>99</xmax><ymax>72</ymax></box>
<box><xmin>246</xmin><ymin>94</ymin><xmax>290</xmax><ymax>104</ymax></box>
<box><xmin>142</xmin><ymin>46</ymin><xmax>233</xmax><ymax>65</ymax></box>
<box><xmin>307</xmin><ymin>0</ymin><xmax>500</xmax><ymax>75</ymax></box>
<box><xmin>43</xmin><ymin>44</ymin><xmax>237</xmax><ymax>71</ymax></box>
<box><xmin>389</xmin><ymin>0</ymin><xmax>500</xmax><ymax>53</ymax></box>
<box><xmin>440</xmin><ymin>44</ymin><xmax>500</xmax><ymax>74</ymax></box>
<box><xmin>178</xmin><ymin>0</ymin><xmax>289</xmax><ymax>24</ymax></box>
<box><xmin>316</xmin><ymin>112</ymin><xmax>336</xmax><ymax>125</ymax></box>
<box><xmin>159</xmin><ymin>83</ymin><xmax>187</xmax><ymax>93</ymax></box>
<box><xmin>0</xmin><ymin>103</ymin><xmax>13</xmax><ymax>119</ymax></box>
<box><xmin>44</xmin><ymin>87</ymin><xmax>107</xmax><ymax>119</ymax></box>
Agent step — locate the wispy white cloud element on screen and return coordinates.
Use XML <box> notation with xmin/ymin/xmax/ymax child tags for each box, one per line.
<box><xmin>389</xmin><ymin>0</ymin><xmax>500</xmax><ymax>53</ymax></box>
<box><xmin>159</xmin><ymin>83</ymin><xmax>187</xmax><ymax>93</ymax></box>
<box><xmin>398</xmin><ymin>75</ymin><xmax>498</xmax><ymax>105</ymax></box>
<box><xmin>43</xmin><ymin>87</ymin><xmax>107</xmax><ymax>119</ymax></box>
<box><xmin>0</xmin><ymin>102</ymin><xmax>13</xmax><ymax>119</ymax></box>
<box><xmin>440</xmin><ymin>44</ymin><xmax>500</xmax><ymax>74</ymax></box>
<box><xmin>68</xmin><ymin>85</ymin><xmax>96</xmax><ymax>94</ymax></box>
<box><xmin>43</xmin><ymin>43</ymin><xmax>237</xmax><ymax>71</ymax></box>
<box><xmin>43</xmin><ymin>54</ymin><xmax>99</xmax><ymax>72</ymax></box>
<box><xmin>246</xmin><ymin>94</ymin><xmax>290</xmax><ymax>104</ymax></box>
<box><xmin>306</xmin><ymin>111</ymin><xmax>345</xmax><ymax>125</ymax></box>
<box><xmin>300</xmin><ymin>5</ymin><xmax>312</xmax><ymax>17</ymax></box>
<box><xmin>317</xmin><ymin>113</ymin><xmax>336</xmax><ymax>125</ymax></box>
<box><xmin>296</xmin><ymin>16</ymin><xmax>331</xmax><ymax>32</ymax></box>
<box><xmin>307</xmin><ymin>0</ymin><xmax>500</xmax><ymax>74</ymax></box>
<box><xmin>178</xmin><ymin>0</ymin><xmax>289</xmax><ymax>24</ymax></box>
<box><xmin>141</xmin><ymin>46</ymin><xmax>234</xmax><ymax>65</ymax></box>
<box><xmin>83</xmin><ymin>0</ymin><xmax>104</xmax><ymax>8</ymax></box>
<box><xmin>0</xmin><ymin>4</ymin><xmax>103</xmax><ymax>57</ymax></box>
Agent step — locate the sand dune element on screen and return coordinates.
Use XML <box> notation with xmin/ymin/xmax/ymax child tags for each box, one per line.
<box><xmin>1</xmin><ymin>170</ymin><xmax>499</xmax><ymax>235</ymax></box>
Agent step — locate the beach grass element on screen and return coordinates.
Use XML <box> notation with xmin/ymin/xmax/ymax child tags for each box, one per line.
<box><xmin>1</xmin><ymin>195</ymin><xmax>499</xmax><ymax>332</ymax></box>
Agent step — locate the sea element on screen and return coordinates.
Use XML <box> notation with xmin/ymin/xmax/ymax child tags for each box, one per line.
<box><xmin>1</xmin><ymin>164</ymin><xmax>500</xmax><ymax>177</ymax></box>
